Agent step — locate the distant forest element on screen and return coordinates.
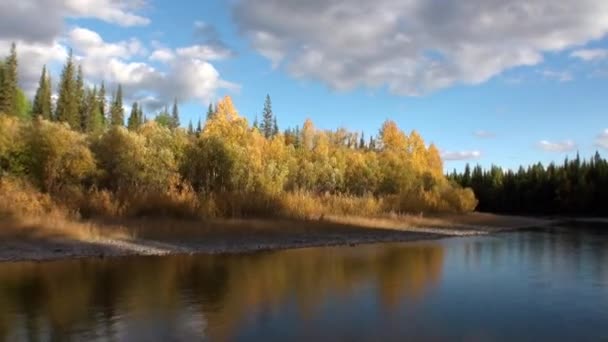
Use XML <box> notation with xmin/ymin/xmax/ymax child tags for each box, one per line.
<box><xmin>449</xmin><ymin>153</ymin><xmax>608</xmax><ymax>216</ymax></box>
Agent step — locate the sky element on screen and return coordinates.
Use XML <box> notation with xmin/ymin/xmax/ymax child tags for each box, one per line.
<box><xmin>1</xmin><ymin>0</ymin><xmax>607</xmax><ymax>171</ymax></box>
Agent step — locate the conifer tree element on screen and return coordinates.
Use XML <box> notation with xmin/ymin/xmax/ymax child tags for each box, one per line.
<box><xmin>56</xmin><ymin>50</ymin><xmax>80</xmax><ymax>128</ymax></box>
<box><xmin>110</xmin><ymin>84</ymin><xmax>124</xmax><ymax>126</ymax></box>
<box><xmin>261</xmin><ymin>94</ymin><xmax>274</xmax><ymax>138</ymax></box>
<box><xmin>253</xmin><ymin>116</ymin><xmax>259</xmax><ymax>130</ymax></box>
<box><xmin>196</xmin><ymin>118</ymin><xmax>202</xmax><ymax>135</ymax></box>
<box><xmin>188</xmin><ymin>120</ymin><xmax>194</xmax><ymax>135</ymax></box>
<box><xmin>0</xmin><ymin>43</ymin><xmax>18</xmax><ymax>115</ymax></box>
<box><xmin>98</xmin><ymin>81</ymin><xmax>107</xmax><ymax>124</ymax></box>
<box><xmin>272</xmin><ymin>116</ymin><xmax>279</xmax><ymax>137</ymax></box>
<box><xmin>138</xmin><ymin>104</ymin><xmax>145</xmax><ymax>127</ymax></box>
<box><xmin>127</xmin><ymin>102</ymin><xmax>140</xmax><ymax>131</ymax></box>
<box><xmin>206</xmin><ymin>102</ymin><xmax>215</xmax><ymax>121</ymax></box>
<box><xmin>84</xmin><ymin>87</ymin><xmax>103</xmax><ymax>134</ymax></box>
<box><xmin>171</xmin><ymin>98</ymin><xmax>180</xmax><ymax>129</ymax></box>
<box><xmin>359</xmin><ymin>132</ymin><xmax>366</xmax><ymax>150</ymax></box>
<box><xmin>75</xmin><ymin>65</ymin><xmax>86</xmax><ymax>131</ymax></box>
<box><xmin>32</xmin><ymin>65</ymin><xmax>53</xmax><ymax>120</ymax></box>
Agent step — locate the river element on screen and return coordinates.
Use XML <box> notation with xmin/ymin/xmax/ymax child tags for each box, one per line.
<box><xmin>0</xmin><ymin>225</ymin><xmax>607</xmax><ymax>341</ymax></box>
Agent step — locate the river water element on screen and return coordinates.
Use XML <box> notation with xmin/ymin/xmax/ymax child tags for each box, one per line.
<box><xmin>0</xmin><ymin>226</ymin><xmax>607</xmax><ymax>341</ymax></box>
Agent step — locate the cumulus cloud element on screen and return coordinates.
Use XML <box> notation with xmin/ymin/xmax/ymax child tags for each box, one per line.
<box><xmin>234</xmin><ymin>0</ymin><xmax>608</xmax><ymax>95</ymax></box>
<box><xmin>0</xmin><ymin>0</ymin><xmax>150</xmax><ymax>95</ymax></box>
<box><xmin>539</xmin><ymin>70</ymin><xmax>573</xmax><ymax>82</ymax></box>
<box><xmin>442</xmin><ymin>150</ymin><xmax>482</xmax><ymax>161</ymax></box>
<box><xmin>0</xmin><ymin>39</ymin><xmax>68</xmax><ymax>96</ymax></box>
<box><xmin>595</xmin><ymin>129</ymin><xmax>608</xmax><ymax>149</ymax></box>
<box><xmin>538</xmin><ymin>140</ymin><xmax>577</xmax><ymax>152</ymax></box>
<box><xmin>68</xmin><ymin>27</ymin><xmax>238</xmax><ymax>110</ymax></box>
<box><xmin>0</xmin><ymin>0</ymin><xmax>148</xmax><ymax>44</ymax></box>
<box><xmin>473</xmin><ymin>130</ymin><xmax>496</xmax><ymax>139</ymax></box>
<box><xmin>571</xmin><ymin>49</ymin><xmax>608</xmax><ymax>61</ymax></box>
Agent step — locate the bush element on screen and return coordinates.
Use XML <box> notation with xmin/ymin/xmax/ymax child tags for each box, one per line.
<box><xmin>25</xmin><ymin>118</ymin><xmax>97</xmax><ymax>193</ymax></box>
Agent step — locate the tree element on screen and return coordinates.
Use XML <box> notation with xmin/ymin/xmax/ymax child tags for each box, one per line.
<box><xmin>196</xmin><ymin>118</ymin><xmax>202</xmax><ymax>135</ymax></box>
<box><xmin>187</xmin><ymin>120</ymin><xmax>194</xmax><ymax>135</ymax></box>
<box><xmin>98</xmin><ymin>81</ymin><xmax>107</xmax><ymax>125</ymax></box>
<box><xmin>0</xmin><ymin>43</ymin><xmax>18</xmax><ymax>115</ymax></box>
<box><xmin>76</xmin><ymin>65</ymin><xmax>86</xmax><ymax>130</ymax></box>
<box><xmin>253</xmin><ymin>116</ymin><xmax>259</xmax><ymax>130</ymax></box>
<box><xmin>55</xmin><ymin>51</ymin><xmax>80</xmax><ymax>128</ymax></box>
<box><xmin>301</xmin><ymin>119</ymin><xmax>315</xmax><ymax>151</ymax></box>
<box><xmin>206</xmin><ymin>102</ymin><xmax>215</xmax><ymax>121</ymax></box>
<box><xmin>127</xmin><ymin>102</ymin><xmax>141</xmax><ymax>131</ymax></box>
<box><xmin>171</xmin><ymin>97</ymin><xmax>180</xmax><ymax>129</ymax></box>
<box><xmin>260</xmin><ymin>94</ymin><xmax>275</xmax><ymax>138</ymax></box>
<box><xmin>110</xmin><ymin>84</ymin><xmax>124</xmax><ymax>126</ymax></box>
<box><xmin>83</xmin><ymin>87</ymin><xmax>104</xmax><ymax>134</ymax></box>
<box><xmin>32</xmin><ymin>65</ymin><xmax>53</xmax><ymax>120</ymax></box>
<box><xmin>272</xmin><ymin>116</ymin><xmax>279</xmax><ymax>137</ymax></box>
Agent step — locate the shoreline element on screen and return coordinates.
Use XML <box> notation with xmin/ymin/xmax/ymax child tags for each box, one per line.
<box><xmin>0</xmin><ymin>213</ymin><xmax>558</xmax><ymax>263</ymax></box>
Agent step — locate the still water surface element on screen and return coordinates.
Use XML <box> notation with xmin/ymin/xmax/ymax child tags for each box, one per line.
<box><xmin>1</xmin><ymin>226</ymin><xmax>607</xmax><ymax>341</ymax></box>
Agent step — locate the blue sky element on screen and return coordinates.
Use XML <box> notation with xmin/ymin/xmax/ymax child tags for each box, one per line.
<box><xmin>1</xmin><ymin>0</ymin><xmax>608</xmax><ymax>171</ymax></box>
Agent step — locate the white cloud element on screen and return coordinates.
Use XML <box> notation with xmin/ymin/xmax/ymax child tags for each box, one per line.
<box><xmin>473</xmin><ymin>130</ymin><xmax>496</xmax><ymax>139</ymax></box>
<box><xmin>538</xmin><ymin>140</ymin><xmax>577</xmax><ymax>152</ymax></box>
<box><xmin>150</xmin><ymin>48</ymin><xmax>175</xmax><ymax>63</ymax></box>
<box><xmin>234</xmin><ymin>0</ymin><xmax>608</xmax><ymax>95</ymax></box>
<box><xmin>67</xmin><ymin>27</ymin><xmax>238</xmax><ymax>110</ymax></box>
<box><xmin>65</xmin><ymin>0</ymin><xmax>150</xmax><ymax>27</ymax></box>
<box><xmin>0</xmin><ymin>39</ymin><xmax>68</xmax><ymax>96</ymax></box>
<box><xmin>539</xmin><ymin>70</ymin><xmax>573</xmax><ymax>82</ymax></box>
<box><xmin>595</xmin><ymin>129</ymin><xmax>608</xmax><ymax>149</ymax></box>
<box><xmin>442</xmin><ymin>150</ymin><xmax>482</xmax><ymax>161</ymax></box>
<box><xmin>571</xmin><ymin>49</ymin><xmax>608</xmax><ymax>61</ymax></box>
<box><xmin>176</xmin><ymin>45</ymin><xmax>233</xmax><ymax>61</ymax></box>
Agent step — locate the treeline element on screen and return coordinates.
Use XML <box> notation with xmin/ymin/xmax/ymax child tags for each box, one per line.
<box><xmin>0</xmin><ymin>44</ymin><xmax>476</xmax><ymax>221</ymax></box>
<box><xmin>449</xmin><ymin>153</ymin><xmax>608</xmax><ymax>216</ymax></box>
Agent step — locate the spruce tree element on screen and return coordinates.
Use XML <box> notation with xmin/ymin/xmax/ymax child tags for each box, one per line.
<box><xmin>171</xmin><ymin>97</ymin><xmax>180</xmax><ymax>129</ymax></box>
<box><xmin>0</xmin><ymin>43</ymin><xmax>18</xmax><ymax>115</ymax></box>
<box><xmin>187</xmin><ymin>120</ymin><xmax>194</xmax><ymax>135</ymax></box>
<box><xmin>75</xmin><ymin>65</ymin><xmax>86</xmax><ymax>131</ymax></box>
<box><xmin>137</xmin><ymin>104</ymin><xmax>145</xmax><ymax>127</ymax></box>
<box><xmin>55</xmin><ymin>50</ymin><xmax>79</xmax><ymax>128</ymax></box>
<box><xmin>359</xmin><ymin>132</ymin><xmax>366</xmax><ymax>150</ymax></box>
<box><xmin>127</xmin><ymin>102</ymin><xmax>140</xmax><ymax>131</ymax></box>
<box><xmin>85</xmin><ymin>87</ymin><xmax>103</xmax><ymax>134</ymax></box>
<box><xmin>110</xmin><ymin>84</ymin><xmax>124</xmax><ymax>126</ymax></box>
<box><xmin>272</xmin><ymin>116</ymin><xmax>279</xmax><ymax>137</ymax></box>
<box><xmin>196</xmin><ymin>118</ymin><xmax>202</xmax><ymax>135</ymax></box>
<box><xmin>261</xmin><ymin>94</ymin><xmax>274</xmax><ymax>138</ymax></box>
<box><xmin>32</xmin><ymin>65</ymin><xmax>53</xmax><ymax>120</ymax></box>
<box><xmin>98</xmin><ymin>81</ymin><xmax>107</xmax><ymax>124</ymax></box>
<box><xmin>206</xmin><ymin>102</ymin><xmax>214</xmax><ymax>121</ymax></box>
<box><xmin>253</xmin><ymin>116</ymin><xmax>259</xmax><ymax>130</ymax></box>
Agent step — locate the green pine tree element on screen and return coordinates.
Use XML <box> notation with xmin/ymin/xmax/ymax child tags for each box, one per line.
<box><xmin>32</xmin><ymin>65</ymin><xmax>53</xmax><ymax>120</ymax></box>
<box><xmin>171</xmin><ymin>98</ymin><xmax>180</xmax><ymax>129</ymax></box>
<box><xmin>110</xmin><ymin>84</ymin><xmax>124</xmax><ymax>126</ymax></box>
<box><xmin>272</xmin><ymin>116</ymin><xmax>279</xmax><ymax>137</ymax></box>
<box><xmin>98</xmin><ymin>81</ymin><xmax>107</xmax><ymax>125</ymax></box>
<box><xmin>206</xmin><ymin>102</ymin><xmax>214</xmax><ymax>121</ymax></box>
<box><xmin>261</xmin><ymin>94</ymin><xmax>274</xmax><ymax>138</ymax></box>
<box><xmin>196</xmin><ymin>118</ymin><xmax>202</xmax><ymax>135</ymax></box>
<box><xmin>75</xmin><ymin>65</ymin><xmax>86</xmax><ymax>131</ymax></box>
<box><xmin>187</xmin><ymin>120</ymin><xmax>194</xmax><ymax>135</ymax></box>
<box><xmin>85</xmin><ymin>87</ymin><xmax>103</xmax><ymax>134</ymax></box>
<box><xmin>55</xmin><ymin>50</ymin><xmax>80</xmax><ymax>128</ymax></box>
<box><xmin>0</xmin><ymin>43</ymin><xmax>18</xmax><ymax>115</ymax></box>
<box><xmin>127</xmin><ymin>102</ymin><xmax>141</xmax><ymax>131</ymax></box>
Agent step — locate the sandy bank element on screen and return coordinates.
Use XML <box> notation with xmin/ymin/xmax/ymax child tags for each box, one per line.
<box><xmin>0</xmin><ymin>213</ymin><xmax>555</xmax><ymax>263</ymax></box>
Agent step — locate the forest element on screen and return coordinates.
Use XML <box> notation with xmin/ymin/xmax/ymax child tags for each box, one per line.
<box><xmin>450</xmin><ymin>154</ymin><xmax>608</xmax><ymax>216</ymax></box>
<box><xmin>0</xmin><ymin>44</ymin><xmax>477</xmax><ymax>223</ymax></box>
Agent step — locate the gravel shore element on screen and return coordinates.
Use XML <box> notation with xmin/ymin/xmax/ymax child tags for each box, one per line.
<box><xmin>0</xmin><ymin>214</ymin><xmax>557</xmax><ymax>263</ymax></box>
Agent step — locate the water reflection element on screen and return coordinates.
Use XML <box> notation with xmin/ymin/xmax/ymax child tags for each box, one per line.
<box><xmin>0</xmin><ymin>243</ymin><xmax>444</xmax><ymax>341</ymax></box>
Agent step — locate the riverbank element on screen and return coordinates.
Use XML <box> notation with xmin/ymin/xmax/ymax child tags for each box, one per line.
<box><xmin>0</xmin><ymin>213</ymin><xmax>555</xmax><ymax>262</ymax></box>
